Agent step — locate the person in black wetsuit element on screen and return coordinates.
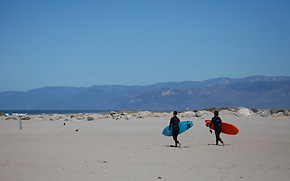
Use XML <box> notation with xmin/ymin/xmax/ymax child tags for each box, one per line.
<box><xmin>168</xmin><ymin>111</ymin><xmax>182</xmax><ymax>147</ymax></box>
<box><xmin>209</xmin><ymin>111</ymin><xmax>225</xmax><ymax>146</ymax></box>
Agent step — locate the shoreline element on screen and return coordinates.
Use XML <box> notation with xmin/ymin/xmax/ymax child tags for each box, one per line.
<box><xmin>1</xmin><ymin>107</ymin><xmax>290</xmax><ymax>121</ymax></box>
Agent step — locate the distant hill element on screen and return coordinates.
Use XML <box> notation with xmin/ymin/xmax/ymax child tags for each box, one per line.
<box><xmin>1</xmin><ymin>76</ymin><xmax>290</xmax><ymax>110</ymax></box>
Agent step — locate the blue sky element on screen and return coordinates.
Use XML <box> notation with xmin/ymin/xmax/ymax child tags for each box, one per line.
<box><xmin>1</xmin><ymin>0</ymin><xmax>290</xmax><ymax>92</ymax></box>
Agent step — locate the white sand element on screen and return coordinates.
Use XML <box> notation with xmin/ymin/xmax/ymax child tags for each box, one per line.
<box><xmin>1</xmin><ymin>114</ymin><xmax>290</xmax><ymax>181</ymax></box>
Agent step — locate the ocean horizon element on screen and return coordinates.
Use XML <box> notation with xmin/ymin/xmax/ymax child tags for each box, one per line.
<box><xmin>0</xmin><ymin>110</ymin><xmax>116</xmax><ymax>115</ymax></box>
<box><xmin>0</xmin><ymin>109</ymin><xmax>173</xmax><ymax>116</ymax></box>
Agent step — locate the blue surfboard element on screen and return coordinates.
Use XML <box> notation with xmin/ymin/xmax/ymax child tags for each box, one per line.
<box><xmin>162</xmin><ymin>121</ymin><xmax>193</xmax><ymax>136</ymax></box>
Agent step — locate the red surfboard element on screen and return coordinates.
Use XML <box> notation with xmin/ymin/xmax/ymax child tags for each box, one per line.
<box><xmin>205</xmin><ymin>120</ymin><xmax>239</xmax><ymax>135</ymax></box>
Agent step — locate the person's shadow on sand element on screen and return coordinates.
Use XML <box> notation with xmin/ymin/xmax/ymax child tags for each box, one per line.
<box><xmin>207</xmin><ymin>143</ymin><xmax>230</xmax><ymax>146</ymax></box>
<box><xmin>168</xmin><ymin>145</ymin><xmax>178</xmax><ymax>148</ymax></box>
<box><xmin>164</xmin><ymin>145</ymin><xmax>189</xmax><ymax>148</ymax></box>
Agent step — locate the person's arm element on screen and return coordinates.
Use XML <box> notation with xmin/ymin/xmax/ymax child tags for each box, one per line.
<box><xmin>168</xmin><ymin>119</ymin><xmax>172</xmax><ymax>133</ymax></box>
<box><xmin>209</xmin><ymin>118</ymin><xmax>213</xmax><ymax>132</ymax></box>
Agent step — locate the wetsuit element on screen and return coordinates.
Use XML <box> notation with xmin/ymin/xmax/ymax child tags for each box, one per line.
<box><xmin>210</xmin><ymin>116</ymin><xmax>224</xmax><ymax>145</ymax></box>
<box><xmin>169</xmin><ymin>116</ymin><xmax>180</xmax><ymax>147</ymax></box>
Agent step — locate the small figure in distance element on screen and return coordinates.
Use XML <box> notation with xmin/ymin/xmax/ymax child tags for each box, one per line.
<box><xmin>168</xmin><ymin>111</ymin><xmax>182</xmax><ymax>147</ymax></box>
<box><xmin>209</xmin><ymin>111</ymin><xmax>225</xmax><ymax>146</ymax></box>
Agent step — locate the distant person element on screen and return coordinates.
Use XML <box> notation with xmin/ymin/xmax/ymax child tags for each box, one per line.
<box><xmin>209</xmin><ymin>111</ymin><xmax>225</xmax><ymax>146</ymax></box>
<box><xmin>168</xmin><ymin>111</ymin><xmax>182</xmax><ymax>147</ymax></box>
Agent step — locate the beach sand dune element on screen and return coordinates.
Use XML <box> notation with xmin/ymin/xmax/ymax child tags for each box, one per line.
<box><xmin>1</xmin><ymin>115</ymin><xmax>290</xmax><ymax>180</ymax></box>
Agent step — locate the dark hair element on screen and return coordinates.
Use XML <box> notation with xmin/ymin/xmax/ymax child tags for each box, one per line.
<box><xmin>214</xmin><ymin>111</ymin><xmax>219</xmax><ymax>116</ymax></box>
<box><xmin>173</xmin><ymin>111</ymin><xmax>178</xmax><ymax>115</ymax></box>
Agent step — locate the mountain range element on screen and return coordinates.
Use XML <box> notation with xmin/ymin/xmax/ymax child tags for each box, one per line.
<box><xmin>1</xmin><ymin>76</ymin><xmax>290</xmax><ymax>111</ymax></box>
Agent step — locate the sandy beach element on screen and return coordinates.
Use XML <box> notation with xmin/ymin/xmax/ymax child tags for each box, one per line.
<box><xmin>1</xmin><ymin>112</ymin><xmax>290</xmax><ymax>181</ymax></box>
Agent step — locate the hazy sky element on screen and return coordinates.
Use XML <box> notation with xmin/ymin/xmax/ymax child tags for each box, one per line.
<box><xmin>1</xmin><ymin>0</ymin><xmax>290</xmax><ymax>92</ymax></box>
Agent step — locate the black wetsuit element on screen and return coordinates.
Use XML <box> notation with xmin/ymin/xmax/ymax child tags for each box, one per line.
<box><xmin>169</xmin><ymin>116</ymin><xmax>180</xmax><ymax>147</ymax></box>
<box><xmin>210</xmin><ymin>116</ymin><xmax>224</xmax><ymax>145</ymax></box>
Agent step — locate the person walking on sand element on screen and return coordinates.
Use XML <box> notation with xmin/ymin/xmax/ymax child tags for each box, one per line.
<box><xmin>168</xmin><ymin>111</ymin><xmax>182</xmax><ymax>147</ymax></box>
<box><xmin>209</xmin><ymin>111</ymin><xmax>225</xmax><ymax>146</ymax></box>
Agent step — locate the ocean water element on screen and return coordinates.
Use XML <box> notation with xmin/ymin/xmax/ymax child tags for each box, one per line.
<box><xmin>0</xmin><ymin>110</ymin><xmax>114</xmax><ymax>115</ymax></box>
